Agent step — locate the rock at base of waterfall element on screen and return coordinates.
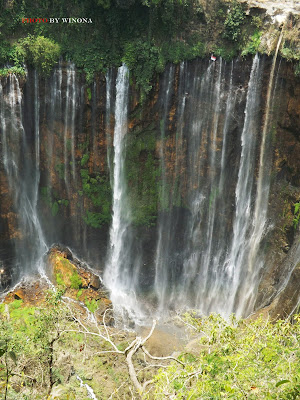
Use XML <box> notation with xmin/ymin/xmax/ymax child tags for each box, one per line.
<box><xmin>3</xmin><ymin>244</ymin><xmax>112</xmax><ymax>323</ymax></box>
<box><xmin>47</xmin><ymin>245</ymin><xmax>112</xmax><ymax>318</ymax></box>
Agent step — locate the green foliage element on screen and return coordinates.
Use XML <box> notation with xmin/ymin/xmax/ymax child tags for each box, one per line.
<box><xmin>161</xmin><ymin>37</ymin><xmax>205</xmax><ymax>64</ymax></box>
<box><xmin>224</xmin><ymin>2</ymin><xmax>246</xmax><ymax>42</ymax></box>
<box><xmin>126</xmin><ymin>125</ymin><xmax>159</xmax><ymax>225</ymax></box>
<box><xmin>70</xmin><ymin>271</ymin><xmax>83</xmax><ymax>290</ymax></box>
<box><xmin>84</xmin><ymin>210</ymin><xmax>108</xmax><ymax>228</ymax></box>
<box><xmin>293</xmin><ymin>202</ymin><xmax>300</xmax><ymax>229</ymax></box>
<box><xmin>1</xmin><ymin>299</ymin><xmax>300</xmax><ymax>399</ymax></box>
<box><xmin>0</xmin><ymin>0</ymin><xmax>197</xmax><ymax>90</ymax></box>
<box><xmin>0</xmin><ymin>0</ymin><xmax>296</xmax><ymax>84</ymax></box>
<box><xmin>123</xmin><ymin>40</ymin><xmax>160</xmax><ymax>95</ymax></box>
<box><xmin>0</xmin><ymin>336</ymin><xmax>17</xmax><ymax>397</ymax></box>
<box><xmin>280</xmin><ymin>45</ymin><xmax>300</xmax><ymax>62</ymax></box>
<box><xmin>214</xmin><ymin>44</ymin><xmax>237</xmax><ymax>61</ymax></box>
<box><xmin>58</xmin><ymin>199</ymin><xmax>69</xmax><ymax>207</ymax></box>
<box><xmin>251</xmin><ymin>15</ymin><xmax>263</xmax><ymax>29</ymax></box>
<box><xmin>51</xmin><ymin>201</ymin><xmax>59</xmax><ymax>217</ymax></box>
<box><xmin>80</xmin><ymin>169</ymin><xmax>111</xmax><ymax>228</ymax></box>
<box><xmin>13</xmin><ymin>35</ymin><xmax>60</xmax><ymax>74</ymax></box>
<box><xmin>81</xmin><ymin>153</ymin><xmax>90</xmax><ymax>167</ymax></box>
<box><xmin>41</xmin><ymin>186</ymin><xmax>52</xmax><ymax>205</ymax></box>
<box><xmin>122</xmin><ymin>36</ymin><xmax>205</xmax><ymax>96</ymax></box>
<box><xmin>242</xmin><ymin>31</ymin><xmax>262</xmax><ymax>56</ymax></box>
<box><xmin>152</xmin><ymin>313</ymin><xmax>300</xmax><ymax>399</ymax></box>
<box><xmin>295</xmin><ymin>62</ymin><xmax>300</xmax><ymax>77</ymax></box>
<box><xmin>0</xmin><ymin>41</ymin><xmax>12</xmax><ymax>65</ymax></box>
<box><xmin>84</xmin><ymin>298</ymin><xmax>98</xmax><ymax>313</ymax></box>
<box><xmin>117</xmin><ymin>341</ymin><xmax>130</xmax><ymax>351</ymax></box>
<box><xmin>9</xmin><ymin>299</ymin><xmax>23</xmax><ymax>310</ymax></box>
<box><xmin>280</xmin><ymin>27</ymin><xmax>300</xmax><ymax>62</ymax></box>
<box><xmin>56</xmin><ymin>273</ymin><xmax>66</xmax><ymax>287</ymax></box>
<box><xmin>41</xmin><ymin>185</ymin><xmax>69</xmax><ymax>217</ymax></box>
<box><xmin>0</xmin><ymin>66</ymin><xmax>26</xmax><ymax>77</ymax></box>
<box><xmin>86</xmin><ymin>88</ymin><xmax>92</xmax><ymax>102</ymax></box>
<box><xmin>97</xmin><ymin>0</ymin><xmax>111</xmax><ymax>8</ymax></box>
<box><xmin>55</xmin><ymin>163</ymin><xmax>65</xmax><ymax>179</ymax></box>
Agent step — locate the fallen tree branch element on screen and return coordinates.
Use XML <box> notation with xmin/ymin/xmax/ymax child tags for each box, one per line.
<box><xmin>64</xmin><ymin>313</ymin><xmax>184</xmax><ymax>396</ymax></box>
<box><xmin>126</xmin><ymin>337</ymin><xmax>144</xmax><ymax>393</ymax></box>
<box><xmin>141</xmin><ymin>346</ymin><xmax>185</xmax><ymax>366</ymax></box>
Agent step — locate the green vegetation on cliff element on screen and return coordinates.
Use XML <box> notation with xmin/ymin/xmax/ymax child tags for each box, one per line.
<box><xmin>80</xmin><ymin>164</ymin><xmax>112</xmax><ymax>228</ymax></box>
<box><xmin>126</xmin><ymin>123</ymin><xmax>160</xmax><ymax>226</ymax></box>
<box><xmin>1</xmin><ymin>0</ymin><xmax>299</xmax><ymax>90</ymax></box>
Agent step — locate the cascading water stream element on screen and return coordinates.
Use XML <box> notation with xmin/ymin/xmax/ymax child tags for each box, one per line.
<box><xmin>46</xmin><ymin>61</ymin><xmax>62</xmax><ymax>178</ymax></box>
<box><xmin>220</xmin><ymin>55</ymin><xmax>263</xmax><ymax>316</ymax></box>
<box><xmin>64</xmin><ymin>62</ymin><xmax>77</xmax><ymax>188</ymax></box>
<box><xmin>0</xmin><ymin>55</ymin><xmax>288</xmax><ymax>321</ymax></box>
<box><xmin>105</xmin><ymin>69</ymin><xmax>113</xmax><ymax>180</ymax></box>
<box><xmin>154</xmin><ymin>64</ymin><xmax>175</xmax><ymax>312</ymax></box>
<box><xmin>241</xmin><ymin>34</ymin><xmax>284</xmax><ymax>316</ymax></box>
<box><xmin>151</xmin><ymin>56</ymin><xmax>277</xmax><ymax>318</ymax></box>
<box><xmin>34</xmin><ymin>70</ymin><xmax>40</xmax><ymax>203</ymax></box>
<box><xmin>104</xmin><ymin>65</ymin><xmax>144</xmax><ymax>322</ymax></box>
<box><xmin>176</xmin><ymin>61</ymin><xmax>220</xmax><ymax>309</ymax></box>
<box><xmin>0</xmin><ymin>73</ymin><xmax>47</xmax><ymax>280</ymax></box>
<box><xmin>195</xmin><ymin>59</ymin><xmax>223</xmax><ymax>306</ymax></box>
<box><xmin>206</xmin><ymin>61</ymin><xmax>237</xmax><ymax>311</ymax></box>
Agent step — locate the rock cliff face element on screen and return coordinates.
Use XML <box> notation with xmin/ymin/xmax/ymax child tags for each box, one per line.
<box><xmin>0</xmin><ymin>55</ymin><xmax>299</xmax><ymax>318</ymax></box>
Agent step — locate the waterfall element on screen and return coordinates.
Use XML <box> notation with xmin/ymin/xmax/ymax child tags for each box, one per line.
<box><xmin>34</xmin><ymin>70</ymin><xmax>40</xmax><ymax>200</ymax></box>
<box><xmin>105</xmin><ymin>69</ymin><xmax>113</xmax><ymax>180</ymax></box>
<box><xmin>104</xmin><ymin>65</ymin><xmax>144</xmax><ymax>322</ymax></box>
<box><xmin>206</xmin><ymin>61</ymin><xmax>237</xmax><ymax>311</ymax></box>
<box><xmin>91</xmin><ymin>80</ymin><xmax>97</xmax><ymax>168</ymax></box>
<box><xmin>0</xmin><ymin>55</ymin><xmax>288</xmax><ymax>320</ymax></box>
<box><xmin>174</xmin><ymin>60</ymin><xmax>223</xmax><ymax>311</ymax></box>
<box><xmin>152</xmin><ymin>56</ymin><xmax>273</xmax><ymax>318</ymax></box>
<box><xmin>195</xmin><ymin>59</ymin><xmax>223</xmax><ymax>307</ymax></box>
<box><xmin>46</xmin><ymin>61</ymin><xmax>62</xmax><ymax>178</ymax></box>
<box><xmin>154</xmin><ymin>64</ymin><xmax>175</xmax><ymax>312</ymax></box>
<box><xmin>220</xmin><ymin>55</ymin><xmax>263</xmax><ymax>316</ymax></box>
<box><xmin>0</xmin><ymin>73</ymin><xmax>47</xmax><ymax>281</ymax></box>
<box><xmin>64</xmin><ymin>62</ymin><xmax>77</xmax><ymax>188</ymax></box>
<box><xmin>243</xmin><ymin>35</ymin><xmax>284</xmax><ymax>315</ymax></box>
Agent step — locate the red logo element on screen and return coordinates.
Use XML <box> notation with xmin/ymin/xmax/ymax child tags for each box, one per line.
<box><xmin>22</xmin><ymin>18</ymin><xmax>48</xmax><ymax>23</ymax></box>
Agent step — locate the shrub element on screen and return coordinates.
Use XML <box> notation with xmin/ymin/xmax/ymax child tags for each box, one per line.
<box><xmin>70</xmin><ymin>271</ymin><xmax>83</xmax><ymax>290</ymax></box>
<box><xmin>224</xmin><ymin>2</ymin><xmax>245</xmax><ymax>42</ymax></box>
<box><xmin>152</xmin><ymin>313</ymin><xmax>300</xmax><ymax>399</ymax></box>
<box><xmin>84</xmin><ymin>298</ymin><xmax>98</xmax><ymax>313</ymax></box>
<box><xmin>13</xmin><ymin>35</ymin><xmax>60</xmax><ymax>74</ymax></box>
<box><xmin>242</xmin><ymin>31</ymin><xmax>262</xmax><ymax>56</ymax></box>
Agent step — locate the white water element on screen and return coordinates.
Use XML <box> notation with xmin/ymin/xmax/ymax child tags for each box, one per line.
<box><xmin>0</xmin><ymin>57</ymin><xmax>285</xmax><ymax>320</ymax></box>
<box><xmin>221</xmin><ymin>55</ymin><xmax>263</xmax><ymax>316</ymax></box>
<box><xmin>0</xmin><ymin>74</ymin><xmax>47</xmax><ymax>279</ymax></box>
<box><xmin>154</xmin><ymin>64</ymin><xmax>175</xmax><ymax>312</ymax></box>
<box><xmin>104</xmin><ymin>65</ymin><xmax>145</xmax><ymax>323</ymax></box>
<box><xmin>76</xmin><ymin>375</ymin><xmax>98</xmax><ymax>400</ymax></box>
<box><xmin>64</xmin><ymin>62</ymin><xmax>77</xmax><ymax>187</ymax></box>
<box><xmin>243</xmin><ymin>35</ymin><xmax>283</xmax><ymax>315</ymax></box>
<box><xmin>150</xmin><ymin>56</ymin><xmax>279</xmax><ymax>318</ymax></box>
<box><xmin>105</xmin><ymin>69</ymin><xmax>113</xmax><ymax>180</ymax></box>
<box><xmin>46</xmin><ymin>61</ymin><xmax>62</xmax><ymax>177</ymax></box>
